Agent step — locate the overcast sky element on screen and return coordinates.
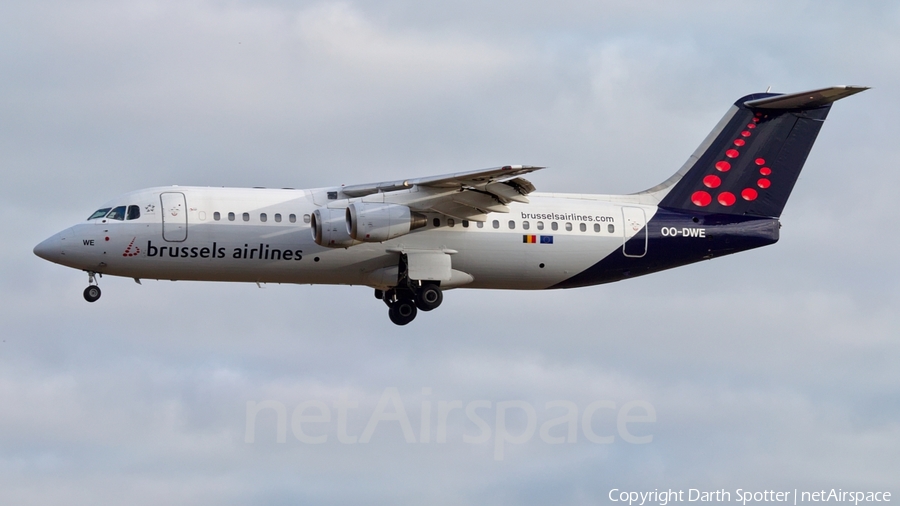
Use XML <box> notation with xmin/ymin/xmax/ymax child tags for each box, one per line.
<box><xmin>2</xmin><ymin>1</ymin><xmax>899</xmax><ymax>505</ymax></box>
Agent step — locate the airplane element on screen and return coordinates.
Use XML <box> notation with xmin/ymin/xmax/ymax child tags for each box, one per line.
<box><xmin>34</xmin><ymin>86</ymin><xmax>867</xmax><ymax>325</ymax></box>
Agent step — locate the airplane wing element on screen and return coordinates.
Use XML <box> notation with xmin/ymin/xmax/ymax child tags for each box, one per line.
<box><xmin>340</xmin><ymin>165</ymin><xmax>544</xmax><ymax>221</ymax></box>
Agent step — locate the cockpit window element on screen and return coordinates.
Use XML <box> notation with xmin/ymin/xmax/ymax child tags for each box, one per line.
<box><xmin>106</xmin><ymin>206</ymin><xmax>126</xmax><ymax>221</ymax></box>
<box><xmin>126</xmin><ymin>205</ymin><xmax>140</xmax><ymax>220</ymax></box>
<box><xmin>88</xmin><ymin>208</ymin><xmax>112</xmax><ymax>220</ymax></box>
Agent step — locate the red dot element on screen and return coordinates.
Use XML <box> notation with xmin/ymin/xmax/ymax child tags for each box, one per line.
<box><xmin>753</xmin><ymin>118</ymin><xmax>760</xmax><ymax>123</ymax></box>
<box><xmin>741</xmin><ymin>188</ymin><xmax>758</xmax><ymax>201</ymax></box>
<box><xmin>691</xmin><ymin>191</ymin><xmax>712</xmax><ymax>207</ymax></box>
<box><xmin>758</xmin><ymin>178</ymin><xmax>771</xmax><ymax>189</ymax></box>
<box><xmin>741</xmin><ymin>130</ymin><xmax>751</xmax><ymax>137</ymax></box>
<box><xmin>718</xmin><ymin>192</ymin><xmax>736</xmax><ymax>206</ymax></box>
<box><xmin>747</xmin><ymin>123</ymin><xmax>756</xmax><ymax>129</ymax></box>
<box><xmin>755</xmin><ymin>158</ymin><xmax>766</xmax><ymax>165</ymax></box>
<box><xmin>703</xmin><ymin>175</ymin><xmax>721</xmax><ymax>188</ymax></box>
<box><xmin>105</xmin><ymin>237</ymin><xmax>110</xmax><ymax>241</ymax></box>
<box><xmin>759</xmin><ymin>167</ymin><xmax>772</xmax><ymax>176</ymax></box>
<box><xmin>715</xmin><ymin>161</ymin><xmax>731</xmax><ymax>172</ymax></box>
<box><xmin>725</xmin><ymin>149</ymin><xmax>739</xmax><ymax>158</ymax></box>
<box><xmin>733</xmin><ymin>139</ymin><xmax>746</xmax><ymax>146</ymax></box>
<box><xmin>755</xmin><ymin>112</ymin><xmax>763</xmax><ymax>117</ymax></box>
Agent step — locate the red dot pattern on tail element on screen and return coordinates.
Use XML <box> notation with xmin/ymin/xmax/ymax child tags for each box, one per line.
<box><xmin>690</xmin><ymin>111</ymin><xmax>776</xmax><ymax>208</ymax></box>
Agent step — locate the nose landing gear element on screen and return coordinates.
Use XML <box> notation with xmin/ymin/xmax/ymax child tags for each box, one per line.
<box><xmin>83</xmin><ymin>271</ymin><xmax>101</xmax><ymax>302</ymax></box>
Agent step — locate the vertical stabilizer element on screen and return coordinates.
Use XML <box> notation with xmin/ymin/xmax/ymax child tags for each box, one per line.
<box><xmin>652</xmin><ymin>86</ymin><xmax>867</xmax><ymax>218</ymax></box>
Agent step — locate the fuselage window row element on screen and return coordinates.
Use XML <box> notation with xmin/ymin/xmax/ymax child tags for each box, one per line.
<box><xmin>210</xmin><ymin>211</ymin><xmax>301</xmax><ymax>224</ymax></box>
<box><xmin>426</xmin><ymin>217</ymin><xmax>617</xmax><ymax>234</ymax></box>
<box><xmin>99</xmin><ymin>204</ymin><xmax>617</xmax><ymax>235</ymax></box>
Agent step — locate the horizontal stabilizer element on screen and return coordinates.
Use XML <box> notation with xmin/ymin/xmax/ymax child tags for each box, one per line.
<box><xmin>744</xmin><ymin>85</ymin><xmax>869</xmax><ymax>110</ymax></box>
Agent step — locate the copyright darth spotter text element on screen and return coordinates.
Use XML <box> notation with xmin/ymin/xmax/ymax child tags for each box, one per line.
<box><xmin>608</xmin><ymin>489</ymin><xmax>891</xmax><ymax>506</ymax></box>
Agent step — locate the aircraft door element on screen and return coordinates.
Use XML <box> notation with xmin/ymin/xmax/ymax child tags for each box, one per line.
<box><xmin>160</xmin><ymin>192</ymin><xmax>188</xmax><ymax>242</ymax></box>
<box><xmin>622</xmin><ymin>206</ymin><xmax>647</xmax><ymax>258</ymax></box>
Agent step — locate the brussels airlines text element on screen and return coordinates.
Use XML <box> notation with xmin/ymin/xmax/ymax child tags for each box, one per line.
<box><xmin>146</xmin><ymin>241</ymin><xmax>303</xmax><ymax>261</ymax></box>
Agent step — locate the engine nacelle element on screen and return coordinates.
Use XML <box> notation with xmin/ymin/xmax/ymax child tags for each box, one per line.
<box><xmin>346</xmin><ymin>203</ymin><xmax>427</xmax><ymax>242</ymax></box>
<box><xmin>311</xmin><ymin>208</ymin><xmax>357</xmax><ymax>247</ymax></box>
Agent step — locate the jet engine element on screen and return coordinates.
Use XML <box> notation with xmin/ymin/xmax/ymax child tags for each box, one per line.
<box><xmin>346</xmin><ymin>203</ymin><xmax>427</xmax><ymax>242</ymax></box>
<box><xmin>311</xmin><ymin>208</ymin><xmax>357</xmax><ymax>247</ymax></box>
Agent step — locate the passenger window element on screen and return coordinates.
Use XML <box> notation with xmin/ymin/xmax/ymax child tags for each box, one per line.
<box><xmin>303</xmin><ymin>214</ymin><xmax>310</xmax><ymax>224</ymax></box>
<box><xmin>523</xmin><ymin>221</ymin><xmax>530</xmax><ymax>230</ymax></box>
<box><xmin>260</xmin><ymin>213</ymin><xmax>267</xmax><ymax>223</ymax></box>
<box><xmin>242</xmin><ymin>212</ymin><xmax>250</xmax><ymax>222</ymax></box>
<box><xmin>433</xmin><ymin>218</ymin><xmax>440</xmax><ymax>227</ymax></box>
<box><xmin>580</xmin><ymin>223</ymin><xmax>586</xmax><ymax>232</ymax></box>
<box><xmin>508</xmin><ymin>220</ymin><xmax>515</xmax><ymax>230</ymax></box>
<box><xmin>274</xmin><ymin>213</ymin><xmax>282</xmax><ymax>223</ymax></box>
<box><xmin>608</xmin><ymin>224</ymin><xmax>615</xmax><ymax>233</ymax></box>
<box><xmin>594</xmin><ymin>223</ymin><xmax>600</xmax><ymax>232</ymax></box>
<box><xmin>476</xmin><ymin>221</ymin><xmax>484</xmax><ymax>229</ymax></box>
<box><xmin>448</xmin><ymin>219</ymin><xmax>455</xmax><ymax>227</ymax></box>
<box><xmin>214</xmin><ymin>212</ymin><xmax>221</xmax><ymax>221</ymax></box>
<box><xmin>126</xmin><ymin>205</ymin><xmax>141</xmax><ymax>220</ymax></box>
<box><xmin>565</xmin><ymin>222</ymin><xmax>572</xmax><ymax>231</ymax></box>
<box><xmin>462</xmin><ymin>220</ymin><xmax>469</xmax><ymax>228</ymax></box>
<box><xmin>88</xmin><ymin>208</ymin><xmax>111</xmax><ymax>220</ymax></box>
<box><xmin>228</xmin><ymin>212</ymin><xmax>235</xmax><ymax>221</ymax></box>
<box><xmin>492</xmin><ymin>220</ymin><xmax>500</xmax><ymax>229</ymax></box>
<box><xmin>107</xmin><ymin>206</ymin><xmax>126</xmax><ymax>220</ymax></box>
<box><xmin>551</xmin><ymin>222</ymin><xmax>558</xmax><ymax>231</ymax></box>
<box><xmin>290</xmin><ymin>214</ymin><xmax>297</xmax><ymax>223</ymax></box>
<box><xmin>537</xmin><ymin>221</ymin><xmax>544</xmax><ymax>230</ymax></box>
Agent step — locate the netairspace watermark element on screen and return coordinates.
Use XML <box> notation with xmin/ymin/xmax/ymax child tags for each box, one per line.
<box><xmin>609</xmin><ymin>488</ymin><xmax>892</xmax><ymax>506</ymax></box>
<box><xmin>245</xmin><ymin>387</ymin><xmax>656</xmax><ymax>460</ymax></box>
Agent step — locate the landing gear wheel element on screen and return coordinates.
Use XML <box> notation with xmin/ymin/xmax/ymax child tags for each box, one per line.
<box><xmin>388</xmin><ymin>299</ymin><xmax>417</xmax><ymax>326</ymax></box>
<box><xmin>83</xmin><ymin>285</ymin><xmax>101</xmax><ymax>303</ymax></box>
<box><xmin>415</xmin><ymin>284</ymin><xmax>443</xmax><ymax>311</ymax></box>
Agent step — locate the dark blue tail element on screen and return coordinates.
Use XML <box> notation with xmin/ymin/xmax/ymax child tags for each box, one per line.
<box><xmin>656</xmin><ymin>86</ymin><xmax>867</xmax><ymax>218</ymax></box>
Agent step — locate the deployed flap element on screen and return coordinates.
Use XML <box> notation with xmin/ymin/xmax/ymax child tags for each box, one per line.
<box><xmin>429</xmin><ymin>201</ymin><xmax>490</xmax><ymax>221</ymax></box>
<box><xmin>406</xmin><ymin>251</ymin><xmax>452</xmax><ymax>282</ymax></box>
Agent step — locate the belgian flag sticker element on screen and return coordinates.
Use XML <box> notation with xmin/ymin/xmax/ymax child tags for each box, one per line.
<box><xmin>524</xmin><ymin>235</ymin><xmax>553</xmax><ymax>244</ymax></box>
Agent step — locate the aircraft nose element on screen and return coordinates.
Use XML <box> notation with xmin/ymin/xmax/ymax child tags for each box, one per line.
<box><xmin>34</xmin><ymin>235</ymin><xmax>59</xmax><ymax>261</ymax></box>
<box><xmin>33</xmin><ymin>230</ymin><xmax>67</xmax><ymax>263</ymax></box>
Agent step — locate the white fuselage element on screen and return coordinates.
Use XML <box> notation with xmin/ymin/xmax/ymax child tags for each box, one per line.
<box><xmin>39</xmin><ymin>186</ymin><xmax>657</xmax><ymax>290</ymax></box>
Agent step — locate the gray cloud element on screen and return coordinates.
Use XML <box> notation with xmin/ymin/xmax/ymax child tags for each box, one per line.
<box><xmin>2</xmin><ymin>1</ymin><xmax>898</xmax><ymax>504</ymax></box>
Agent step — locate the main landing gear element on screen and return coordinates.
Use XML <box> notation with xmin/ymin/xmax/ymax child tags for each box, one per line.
<box><xmin>378</xmin><ymin>281</ymin><xmax>443</xmax><ymax>326</ymax></box>
<box><xmin>83</xmin><ymin>271</ymin><xmax>101</xmax><ymax>303</ymax></box>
